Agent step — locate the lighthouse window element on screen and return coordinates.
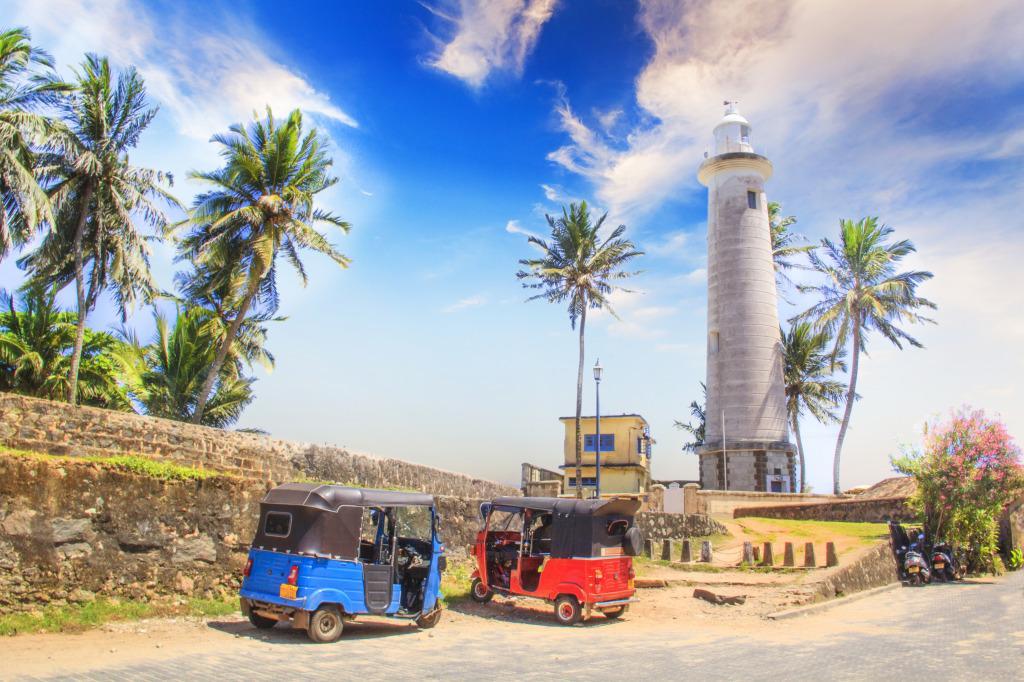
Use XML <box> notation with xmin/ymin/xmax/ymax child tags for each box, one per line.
<box><xmin>747</xmin><ymin>190</ymin><xmax>758</xmax><ymax>209</ymax></box>
<box><xmin>709</xmin><ymin>331</ymin><xmax>720</xmax><ymax>355</ymax></box>
<box><xmin>740</xmin><ymin>125</ymin><xmax>750</xmax><ymax>139</ymax></box>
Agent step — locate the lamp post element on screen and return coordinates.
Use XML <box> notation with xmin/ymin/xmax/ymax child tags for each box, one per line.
<box><xmin>594</xmin><ymin>359</ymin><xmax>603</xmax><ymax>499</ymax></box>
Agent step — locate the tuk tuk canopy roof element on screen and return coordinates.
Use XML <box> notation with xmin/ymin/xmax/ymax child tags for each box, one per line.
<box><xmin>489</xmin><ymin>496</ymin><xmax>641</xmax><ymax>518</ymax></box>
<box><xmin>262</xmin><ymin>482</ymin><xmax>435</xmax><ymax>510</ymax></box>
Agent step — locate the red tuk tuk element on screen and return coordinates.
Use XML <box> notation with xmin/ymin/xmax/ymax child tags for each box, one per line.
<box><xmin>469</xmin><ymin>496</ymin><xmax>644</xmax><ymax>625</ymax></box>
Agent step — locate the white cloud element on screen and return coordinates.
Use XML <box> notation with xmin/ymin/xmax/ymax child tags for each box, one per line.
<box><xmin>443</xmin><ymin>296</ymin><xmax>487</xmax><ymax>312</ymax></box>
<box><xmin>505</xmin><ymin>219</ymin><xmax>538</xmax><ymax>239</ymax></box>
<box><xmin>546</xmin><ymin>0</ymin><xmax>1024</xmax><ymax>221</ymax></box>
<box><xmin>424</xmin><ymin>0</ymin><xmax>560</xmax><ymax>87</ymax></box>
<box><xmin>9</xmin><ymin>0</ymin><xmax>358</xmax><ymax>143</ymax></box>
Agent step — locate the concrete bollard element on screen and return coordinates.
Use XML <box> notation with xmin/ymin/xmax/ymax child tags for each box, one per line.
<box><xmin>680</xmin><ymin>540</ymin><xmax>692</xmax><ymax>563</ymax></box>
<box><xmin>804</xmin><ymin>542</ymin><xmax>816</xmax><ymax>568</ymax></box>
<box><xmin>700</xmin><ymin>540</ymin><xmax>713</xmax><ymax>563</ymax></box>
<box><xmin>783</xmin><ymin>542</ymin><xmax>795</xmax><ymax>567</ymax></box>
<box><xmin>760</xmin><ymin>542</ymin><xmax>774</xmax><ymax>566</ymax></box>
<box><xmin>661</xmin><ymin>539</ymin><xmax>673</xmax><ymax>561</ymax></box>
<box><xmin>826</xmin><ymin>541</ymin><xmax>839</xmax><ymax>567</ymax></box>
<box><xmin>742</xmin><ymin>542</ymin><xmax>754</xmax><ymax>565</ymax></box>
<box><xmin>643</xmin><ymin>539</ymin><xmax>654</xmax><ymax>558</ymax></box>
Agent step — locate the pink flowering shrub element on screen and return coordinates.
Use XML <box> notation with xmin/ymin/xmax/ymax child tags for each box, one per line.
<box><xmin>892</xmin><ymin>406</ymin><xmax>1024</xmax><ymax>572</ymax></box>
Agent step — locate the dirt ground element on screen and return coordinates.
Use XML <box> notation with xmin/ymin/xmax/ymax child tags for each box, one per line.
<box><xmin>0</xmin><ymin>575</ymin><xmax>821</xmax><ymax>678</ymax></box>
<box><xmin>0</xmin><ymin>518</ymin><xmax>891</xmax><ymax>678</ymax></box>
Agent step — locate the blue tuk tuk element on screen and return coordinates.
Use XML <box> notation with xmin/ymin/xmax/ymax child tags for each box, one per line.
<box><xmin>239</xmin><ymin>482</ymin><xmax>447</xmax><ymax>643</ymax></box>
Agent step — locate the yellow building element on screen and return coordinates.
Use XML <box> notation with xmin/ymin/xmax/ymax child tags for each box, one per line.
<box><xmin>558</xmin><ymin>414</ymin><xmax>654</xmax><ymax>497</ymax></box>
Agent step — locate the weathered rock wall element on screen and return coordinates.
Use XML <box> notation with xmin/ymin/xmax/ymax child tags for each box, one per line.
<box><xmin>733</xmin><ymin>497</ymin><xmax>914</xmax><ymax>523</ymax></box>
<box><xmin>635</xmin><ymin>511</ymin><xmax>727</xmax><ymax>540</ymax></box>
<box><xmin>0</xmin><ymin>393</ymin><xmax>518</xmax><ymax>499</ymax></box>
<box><xmin>0</xmin><ymin>454</ymin><xmax>494</xmax><ymax>614</ymax></box>
<box><xmin>805</xmin><ymin>540</ymin><xmax>900</xmax><ymax>601</ymax></box>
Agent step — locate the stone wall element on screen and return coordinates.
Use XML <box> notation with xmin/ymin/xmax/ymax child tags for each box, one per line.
<box><xmin>696</xmin><ymin>489</ymin><xmax>848</xmax><ymax>516</ymax></box>
<box><xmin>733</xmin><ymin>497</ymin><xmax>914</xmax><ymax>523</ymax></box>
<box><xmin>804</xmin><ymin>540</ymin><xmax>899</xmax><ymax>601</ymax></box>
<box><xmin>0</xmin><ymin>453</ymin><xmax>494</xmax><ymax>614</ymax></box>
<box><xmin>0</xmin><ymin>393</ymin><xmax>518</xmax><ymax>500</ymax></box>
<box><xmin>634</xmin><ymin>511</ymin><xmax>727</xmax><ymax>541</ymax></box>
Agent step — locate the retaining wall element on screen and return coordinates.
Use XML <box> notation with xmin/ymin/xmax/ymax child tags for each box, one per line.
<box><xmin>635</xmin><ymin>511</ymin><xmax>727</xmax><ymax>541</ymax></box>
<box><xmin>695</xmin><ymin>490</ymin><xmax>848</xmax><ymax>516</ymax></box>
<box><xmin>733</xmin><ymin>497</ymin><xmax>914</xmax><ymax>523</ymax></box>
<box><xmin>0</xmin><ymin>453</ymin><xmax>496</xmax><ymax>615</ymax></box>
<box><xmin>0</xmin><ymin>393</ymin><xmax>518</xmax><ymax>499</ymax></box>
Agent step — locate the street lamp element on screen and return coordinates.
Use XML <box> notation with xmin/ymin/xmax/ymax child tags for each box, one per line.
<box><xmin>594</xmin><ymin>359</ymin><xmax>603</xmax><ymax>499</ymax></box>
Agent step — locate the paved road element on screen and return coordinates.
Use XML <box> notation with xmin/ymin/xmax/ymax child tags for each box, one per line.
<box><xmin>8</xmin><ymin>570</ymin><xmax>1023</xmax><ymax>681</ymax></box>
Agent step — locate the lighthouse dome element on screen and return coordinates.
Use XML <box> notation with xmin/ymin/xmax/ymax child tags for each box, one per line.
<box><xmin>712</xmin><ymin>103</ymin><xmax>753</xmax><ymax>155</ymax></box>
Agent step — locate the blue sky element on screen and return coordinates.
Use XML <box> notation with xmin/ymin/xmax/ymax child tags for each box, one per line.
<box><xmin>2</xmin><ymin>0</ymin><xmax>1023</xmax><ymax>491</ymax></box>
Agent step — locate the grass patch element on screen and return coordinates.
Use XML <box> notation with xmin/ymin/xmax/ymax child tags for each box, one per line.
<box><xmin>82</xmin><ymin>455</ymin><xmax>222</xmax><ymax>481</ymax></box>
<box><xmin>0</xmin><ymin>595</ymin><xmax>239</xmax><ymax>636</ymax></box>
<box><xmin>1</xmin><ymin>447</ymin><xmax>225</xmax><ymax>482</ymax></box>
<box><xmin>440</xmin><ymin>557</ymin><xmax>475</xmax><ymax>606</ymax></box>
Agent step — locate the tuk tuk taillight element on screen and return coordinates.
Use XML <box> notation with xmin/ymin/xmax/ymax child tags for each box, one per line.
<box><xmin>286</xmin><ymin>565</ymin><xmax>299</xmax><ymax>586</ymax></box>
<box><xmin>629</xmin><ymin>567</ymin><xmax>635</xmax><ymax>579</ymax></box>
<box><xmin>243</xmin><ymin>558</ymin><xmax>253</xmax><ymax>577</ymax></box>
<box><xmin>594</xmin><ymin>569</ymin><xmax>603</xmax><ymax>581</ymax></box>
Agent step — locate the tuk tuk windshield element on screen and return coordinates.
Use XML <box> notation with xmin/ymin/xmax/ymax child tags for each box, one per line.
<box><xmin>396</xmin><ymin>506</ymin><xmax>434</xmax><ymax>542</ymax></box>
<box><xmin>488</xmin><ymin>510</ymin><xmax>523</xmax><ymax>532</ymax></box>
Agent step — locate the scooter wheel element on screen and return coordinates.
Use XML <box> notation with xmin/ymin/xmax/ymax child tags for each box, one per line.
<box><xmin>470</xmin><ymin>578</ymin><xmax>493</xmax><ymax>603</ymax></box>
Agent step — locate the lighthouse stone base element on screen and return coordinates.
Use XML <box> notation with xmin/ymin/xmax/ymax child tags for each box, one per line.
<box><xmin>696</xmin><ymin>440</ymin><xmax>797</xmax><ymax>493</ymax></box>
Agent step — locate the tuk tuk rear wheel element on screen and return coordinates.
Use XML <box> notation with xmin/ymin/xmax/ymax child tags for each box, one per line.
<box><xmin>307</xmin><ymin>606</ymin><xmax>344</xmax><ymax>643</ymax></box>
<box><xmin>554</xmin><ymin>595</ymin><xmax>582</xmax><ymax>626</ymax></box>
<box><xmin>247</xmin><ymin>611</ymin><xmax>277</xmax><ymax>629</ymax></box>
<box><xmin>602</xmin><ymin>606</ymin><xmax>626</xmax><ymax>619</ymax></box>
<box><xmin>470</xmin><ymin>578</ymin><xmax>493</xmax><ymax>603</ymax></box>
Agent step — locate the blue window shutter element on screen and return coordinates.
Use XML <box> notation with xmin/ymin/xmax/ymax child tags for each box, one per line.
<box><xmin>600</xmin><ymin>434</ymin><xmax>614</xmax><ymax>452</ymax></box>
<box><xmin>584</xmin><ymin>435</ymin><xmax>596</xmax><ymax>452</ymax></box>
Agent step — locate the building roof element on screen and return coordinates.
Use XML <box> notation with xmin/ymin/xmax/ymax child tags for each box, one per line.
<box><xmin>261</xmin><ymin>482</ymin><xmax>435</xmax><ymax>509</ymax></box>
<box><xmin>558</xmin><ymin>413</ymin><xmax>648</xmax><ymax>423</ymax></box>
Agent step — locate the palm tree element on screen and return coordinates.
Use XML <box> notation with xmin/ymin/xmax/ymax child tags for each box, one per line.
<box><xmin>517</xmin><ymin>201</ymin><xmax>644</xmax><ymax>498</ymax></box>
<box><xmin>768</xmin><ymin>202</ymin><xmax>814</xmax><ymax>298</ymax></box>
<box><xmin>782</xmin><ymin>323</ymin><xmax>848</xmax><ymax>492</ymax></box>
<box><xmin>173</xmin><ymin>238</ymin><xmax>279</xmax><ymax>377</ymax></box>
<box><xmin>116</xmin><ymin>306</ymin><xmax>256</xmax><ymax>428</ymax></box>
<box><xmin>0</xmin><ymin>27</ymin><xmax>68</xmax><ymax>259</ymax></box>
<box><xmin>21</xmin><ymin>55</ymin><xmax>178</xmax><ymax>405</ymax></box>
<box><xmin>172</xmin><ymin>107</ymin><xmax>350</xmax><ymax>425</ymax></box>
<box><xmin>0</xmin><ymin>284</ymin><xmax>128</xmax><ymax>408</ymax></box>
<box><xmin>674</xmin><ymin>381</ymin><xmax>706</xmax><ymax>454</ymax></box>
<box><xmin>796</xmin><ymin>217</ymin><xmax>936</xmax><ymax>493</ymax></box>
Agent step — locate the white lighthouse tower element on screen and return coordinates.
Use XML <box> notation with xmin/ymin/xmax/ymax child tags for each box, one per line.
<box><xmin>695</xmin><ymin>103</ymin><xmax>796</xmax><ymax>493</ymax></box>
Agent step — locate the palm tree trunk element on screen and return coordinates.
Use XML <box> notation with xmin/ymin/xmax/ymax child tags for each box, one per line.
<box><xmin>792</xmin><ymin>413</ymin><xmax>806</xmax><ymax>493</ymax></box>
<box><xmin>832</xmin><ymin>324</ymin><xmax>861</xmax><ymax>494</ymax></box>
<box><xmin>67</xmin><ymin>181</ymin><xmax>95</xmax><ymax>405</ymax></box>
<box><xmin>190</xmin><ymin>280</ymin><xmax>258</xmax><ymax>425</ymax></box>
<box><xmin>574</xmin><ymin>307</ymin><xmax>587</xmax><ymax>499</ymax></box>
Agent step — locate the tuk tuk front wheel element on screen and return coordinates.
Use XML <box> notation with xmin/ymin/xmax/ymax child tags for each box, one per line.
<box><xmin>602</xmin><ymin>606</ymin><xmax>626</xmax><ymax>619</ymax></box>
<box><xmin>416</xmin><ymin>607</ymin><xmax>443</xmax><ymax>629</ymax></box>
<box><xmin>470</xmin><ymin>578</ymin><xmax>493</xmax><ymax>603</ymax></box>
<box><xmin>554</xmin><ymin>595</ymin><xmax>582</xmax><ymax>626</ymax></box>
<box><xmin>307</xmin><ymin>605</ymin><xmax>344</xmax><ymax>644</ymax></box>
<box><xmin>247</xmin><ymin>611</ymin><xmax>277</xmax><ymax>629</ymax></box>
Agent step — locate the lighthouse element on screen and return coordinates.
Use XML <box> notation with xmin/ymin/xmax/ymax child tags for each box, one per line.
<box><xmin>695</xmin><ymin>103</ymin><xmax>796</xmax><ymax>493</ymax></box>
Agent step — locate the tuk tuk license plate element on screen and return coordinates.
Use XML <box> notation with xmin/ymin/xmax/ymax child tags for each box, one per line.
<box><xmin>908</xmin><ymin>566</ymin><xmax>919</xmax><ymax>573</ymax></box>
<box><xmin>279</xmin><ymin>584</ymin><xmax>298</xmax><ymax>599</ymax></box>
<box><xmin>935</xmin><ymin>563</ymin><xmax>945</xmax><ymax>569</ymax></box>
